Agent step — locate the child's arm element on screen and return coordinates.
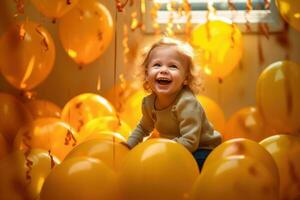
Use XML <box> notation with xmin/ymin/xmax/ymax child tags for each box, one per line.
<box><xmin>127</xmin><ymin>98</ymin><xmax>154</xmax><ymax>149</ymax></box>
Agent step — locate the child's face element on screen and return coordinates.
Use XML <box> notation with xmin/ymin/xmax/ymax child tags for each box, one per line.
<box><xmin>146</xmin><ymin>45</ymin><xmax>189</xmax><ymax>98</ymax></box>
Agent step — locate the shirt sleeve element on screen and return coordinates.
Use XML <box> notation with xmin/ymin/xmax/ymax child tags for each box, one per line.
<box><xmin>127</xmin><ymin>97</ymin><xmax>154</xmax><ymax>148</ymax></box>
<box><xmin>172</xmin><ymin>97</ymin><xmax>205</xmax><ymax>152</ymax></box>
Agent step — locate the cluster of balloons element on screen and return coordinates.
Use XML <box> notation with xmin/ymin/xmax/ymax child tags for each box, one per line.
<box><xmin>221</xmin><ymin>60</ymin><xmax>300</xmax><ymax>141</ymax></box>
<box><xmin>191</xmin><ymin>135</ymin><xmax>300</xmax><ymax>200</ymax></box>
<box><xmin>0</xmin><ymin>0</ymin><xmax>113</xmax><ymax>92</ymax></box>
<box><xmin>1</xmin><ymin>86</ymin><xmax>300</xmax><ymax>200</ymax></box>
<box><xmin>0</xmin><ymin>91</ymin><xmax>134</xmax><ymax>199</ymax></box>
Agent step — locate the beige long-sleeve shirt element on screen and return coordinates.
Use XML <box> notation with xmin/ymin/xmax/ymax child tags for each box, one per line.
<box><xmin>127</xmin><ymin>87</ymin><xmax>222</xmax><ymax>152</ymax></box>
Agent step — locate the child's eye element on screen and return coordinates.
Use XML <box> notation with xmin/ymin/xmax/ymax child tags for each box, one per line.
<box><xmin>153</xmin><ymin>63</ymin><xmax>161</xmax><ymax>67</ymax></box>
<box><xmin>169</xmin><ymin>65</ymin><xmax>178</xmax><ymax>69</ymax></box>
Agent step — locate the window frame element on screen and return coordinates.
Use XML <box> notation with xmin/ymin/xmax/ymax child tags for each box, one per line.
<box><xmin>142</xmin><ymin>0</ymin><xmax>284</xmax><ymax>34</ymax></box>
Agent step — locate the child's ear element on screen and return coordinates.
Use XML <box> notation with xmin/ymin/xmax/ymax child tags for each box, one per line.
<box><xmin>183</xmin><ymin>79</ymin><xmax>188</xmax><ymax>85</ymax></box>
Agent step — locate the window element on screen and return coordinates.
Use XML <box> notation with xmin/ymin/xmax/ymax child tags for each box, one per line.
<box><xmin>142</xmin><ymin>0</ymin><xmax>284</xmax><ymax>33</ymax></box>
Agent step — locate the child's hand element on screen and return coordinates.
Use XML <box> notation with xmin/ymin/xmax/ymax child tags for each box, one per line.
<box><xmin>120</xmin><ymin>141</ymin><xmax>131</xmax><ymax>150</ymax></box>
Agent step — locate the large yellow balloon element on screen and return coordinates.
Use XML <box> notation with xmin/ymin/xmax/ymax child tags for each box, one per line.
<box><xmin>224</xmin><ymin>106</ymin><xmax>269</xmax><ymax>141</ymax></box>
<box><xmin>191</xmin><ymin>19</ymin><xmax>243</xmax><ymax>78</ymax></box>
<box><xmin>120</xmin><ymin>89</ymin><xmax>148</xmax><ymax>128</ymax></box>
<box><xmin>0</xmin><ymin>21</ymin><xmax>55</xmax><ymax>90</ymax></box>
<box><xmin>202</xmin><ymin>138</ymin><xmax>279</xmax><ymax>185</ymax></box>
<box><xmin>30</xmin><ymin>0</ymin><xmax>79</xmax><ymax>19</ymax></box>
<box><xmin>0</xmin><ymin>93</ymin><xmax>33</xmax><ymax>143</ymax></box>
<box><xmin>197</xmin><ymin>95</ymin><xmax>225</xmax><ymax>133</ymax></box>
<box><xmin>40</xmin><ymin>157</ymin><xmax>119</xmax><ymax>200</ymax></box>
<box><xmin>256</xmin><ymin>61</ymin><xmax>300</xmax><ymax>133</ymax></box>
<box><xmin>119</xmin><ymin>139</ymin><xmax>199</xmax><ymax>200</ymax></box>
<box><xmin>260</xmin><ymin>134</ymin><xmax>300</xmax><ymax>200</ymax></box>
<box><xmin>58</xmin><ymin>0</ymin><xmax>113</xmax><ymax>65</ymax></box>
<box><xmin>25</xmin><ymin>99</ymin><xmax>61</xmax><ymax>119</ymax></box>
<box><xmin>61</xmin><ymin>93</ymin><xmax>116</xmax><ymax>132</ymax></box>
<box><xmin>0</xmin><ymin>149</ymin><xmax>60</xmax><ymax>200</ymax></box>
<box><xmin>65</xmin><ymin>138</ymin><xmax>129</xmax><ymax>171</ymax></box>
<box><xmin>14</xmin><ymin>117</ymin><xmax>78</xmax><ymax>160</ymax></box>
<box><xmin>276</xmin><ymin>0</ymin><xmax>300</xmax><ymax>32</ymax></box>
<box><xmin>78</xmin><ymin>116</ymin><xmax>131</xmax><ymax>141</ymax></box>
<box><xmin>0</xmin><ymin>133</ymin><xmax>8</xmax><ymax>159</ymax></box>
<box><xmin>190</xmin><ymin>156</ymin><xmax>279</xmax><ymax>200</ymax></box>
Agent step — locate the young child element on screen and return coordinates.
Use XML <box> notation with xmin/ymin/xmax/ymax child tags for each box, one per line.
<box><xmin>125</xmin><ymin>37</ymin><xmax>222</xmax><ymax>171</ymax></box>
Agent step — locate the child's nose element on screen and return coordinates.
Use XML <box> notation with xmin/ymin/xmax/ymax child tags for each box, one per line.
<box><xmin>159</xmin><ymin>65</ymin><xmax>168</xmax><ymax>73</ymax></box>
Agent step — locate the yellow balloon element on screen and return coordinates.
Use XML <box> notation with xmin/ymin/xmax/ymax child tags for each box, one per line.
<box><xmin>119</xmin><ymin>139</ymin><xmax>199</xmax><ymax>200</ymax></box>
<box><xmin>224</xmin><ymin>106</ymin><xmax>269</xmax><ymax>141</ymax></box>
<box><xmin>0</xmin><ymin>93</ymin><xmax>33</xmax><ymax>143</ymax></box>
<box><xmin>14</xmin><ymin>117</ymin><xmax>78</xmax><ymax>160</ymax></box>
<box><xmin>25</xmin><ymin>99</ymin><xmax>61</xmax><ymax>119</ymax></box>
<box><xmin>197</xmin><ymin>95</ymin><xmax>225</xmax><ymax>133</ymax></box>
<box><xmin>65</xmin><ymin>138</ymin><xmax>129</xmax><ymax>171</ymax></box>
<box><xmin>260</xmin><ymin>134</ymin><xmax>300</xmax><ymax>200</ymax></box>
<box><xmin>79</xmin><ymin>116</ymin><xmax>132</xmax><ymax>140</ymax></box>
<box><xmin>58</xmin><ymin>0</ymin><xmax>113</xmax><ymax>65</ymax></box>
<box><xmin>0</xmin><ymin>133</ymin><xmax>8</xmax><ymax>159</ymax></box>
<box><xmin>30</xmin><ymin>0</ymin><xmax>79</xmax><ymax>19</ymax></box>
<box><xmin>256</xmin><ymin>61</ymin><xmax>300</xmax><ymax>133</ymax></box>
<box><xmin>120</xmin><ymin>89</ymin><xmax>148</xmax><ymax>128</ymax></box>
<box><xmin>191</xmin><ymin>19</ymin><xmax>243</xmax><ymax>78</ymax></box>
<box><xmin>61</xmin><ymin>93</ymin><xmax>116</xmax><ymax>132</ymax></box>
<box><xmin>202</xmin><ymin>138</ymin><xmax>279</xmax><ymax>185</ymax></box>
<box><xmin>40</xmin><ymin>157</ymin><xmax>119</xmax><ymax>200</ymax></box>
<box><xmin>0</xmin><ymin>149</ymin><xmax>60</xmax><ymax>200</ymax></box>
<box><xmin>190</xmin><ymin>156</ymin><xmax>279</xmax><ymax>200</ymax></box>
<box><xmin>276</xmin><ymin>0</ymin><xmax>300</xmax><ymax>32</ymax></box>
<box><xmin>0</xmin><ymin>21</ymin><xmax>55</xmax><ymax>90</ymax></box>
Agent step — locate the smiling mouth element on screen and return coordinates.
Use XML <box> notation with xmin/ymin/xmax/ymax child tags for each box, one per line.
<box><xmin>156</xmin><ymin>77</ymin><xmax>172</xmax><ymax>85</ymax></box>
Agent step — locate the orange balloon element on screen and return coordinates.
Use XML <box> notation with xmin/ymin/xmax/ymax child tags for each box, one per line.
<box><xmin>224</xmin><ymin>106</ymin><xmax>269</xmax><ymax>141</ymax></box>
<box><xmin>202</xmin><ymin>138</ymin><xmax>279</xmax><ymax>185</ymax></box>
<box><xmin>65</xmin><ymin>138</ymin><xmax>129</xmax><ymax>171</ymax></box>
<box><xmin>119</xmin><ymin>139</ymin><xmax>199</xmax><ymax>200</ymax></box>
<box><xmin>197</xmin><ymin>95</ymin><xmax>225</xmax><ymax>133</ymax></box>
<box><xmin>0</xmin><ymin>149</ymin><xmax>60</xmax><ymax>200</ymax></box>
<box><xmin>0</xmin><ymin>93</ymin><xmax>33</xmax><ymax>143</ymax></box>
<box><xmin>0</xmin><ymin>21</ymin><xmax>55</xmax><ymax>90</ymax></box>
<box><xmin>40</xmin><ymin>157</ymin><xmax>119</xmax><ymax>200</ymax></box>
<box><xmin>14</xmin><ymin>117</ymin><xmax>78</xmax><ymax>160</ymax></box>
<box><xmin>58</xmin><ymin>0</ymin><xmax>113</xmax><ymax>65</ymax></box>
<box><xmin>61</xmin><ymin>93</ymin><xmax>116</xmax><ymax>132</ymax></box>
<box><xmin>191</xmin><ymin>19</ymin><xmax>243</xmax><ymax>78</ymax></box>
<box><xmin>276</xmin><ymin>0</ymin><xmax>300</xmax><ymax>32</ymax></box>
<box><xmin>30</xmin><ymin>0</ymin><xmax>79</xmax><ymax>19</ymax></box>
<box><xmin>120</xmin><ymin>89</ymin><xmax>149</xmax><ymax>128</ymax></box>
<box><xmin>256</xmin><ymin>61</ymin><xmax>300</xmax><ymax>134</ymax></box>
<box><xmin>79</xmin><ymin>116</ymin><xmax>131</xmax><ymax>141</ymax></box>
<box><xmin>0</xmin><ymin>133</ymin><xmax>8</xmax><ymax>159</ymax></box>
<box><xmin>25</xmin><ymin>99</ymin><xmax>61</xmax><ymax>119</ymax></box>
<box><xmin>190</xmin><ymin>156</ymin><xmax>279</xmax><ymax>200</ymax></box>
<box><xmin>260</xmin><ymin>134</ymin><xmax>300</xmax><ymax>200</ymax></box>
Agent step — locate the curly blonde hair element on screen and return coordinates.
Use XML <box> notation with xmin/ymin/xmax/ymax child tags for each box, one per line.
<box><xmin>139</xmin><ymin>37</ymin><xmax>202</xmax><ymax>95</ymax></box>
